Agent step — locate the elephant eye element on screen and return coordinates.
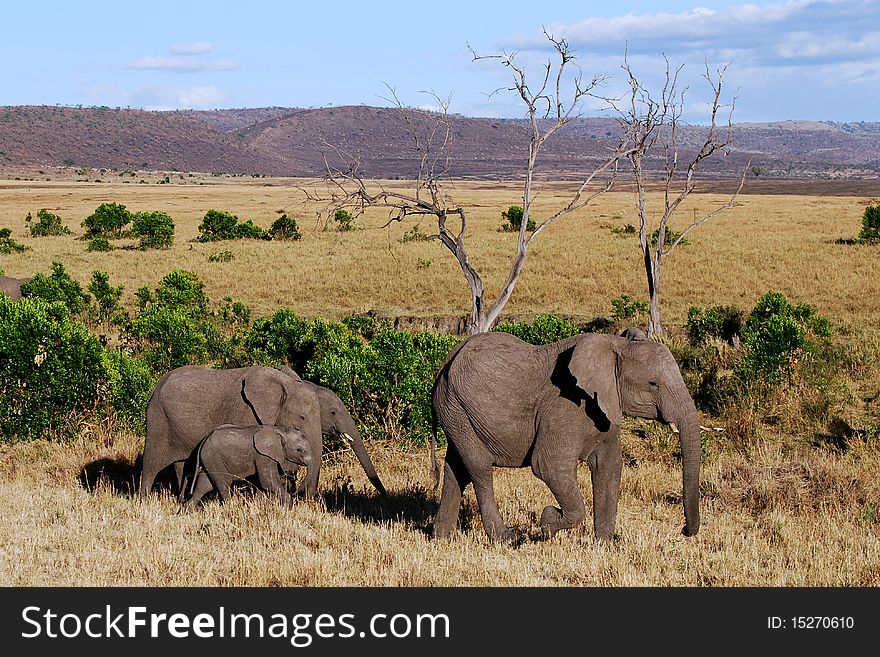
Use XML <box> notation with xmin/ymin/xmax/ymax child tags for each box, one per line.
<box><xmin>648</xmin><ymin>381</ymin><xmax>659</xmax><ymax>387</ymax></box>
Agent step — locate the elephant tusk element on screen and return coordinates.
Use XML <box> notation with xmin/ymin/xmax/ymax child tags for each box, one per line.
<box><xmin>669</xmin><ymin>423</ymin><xmax>679</xmax><ymax>434</ymax></box>
<box><xmin>341</xmin><ymin>432</ymin><xmax>355</xmax><ymax>444</ymax></box>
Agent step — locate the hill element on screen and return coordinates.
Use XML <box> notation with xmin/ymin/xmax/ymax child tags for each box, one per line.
<box><xmin>1</xmin><ymin>105</ymin><xmax>878</xmax><ymax>180</ymax></box>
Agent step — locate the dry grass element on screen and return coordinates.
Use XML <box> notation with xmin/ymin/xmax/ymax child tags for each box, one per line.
<box><xmin>1</xmin><ymin>427</ymin><xmax>877</xmax><ymax>586</ymax></box>
<box><xmin>1</xmin><ymin>172</ymin><xmax>879</xmax><ymax>586</ymax></box>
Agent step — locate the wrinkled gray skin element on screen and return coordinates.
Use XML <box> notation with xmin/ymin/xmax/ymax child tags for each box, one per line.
<box><xmin>619</xmin><ymin>326</ymin><xmax>648</xmax><ymax>341</ymax></box>
<box><xmin>141</xmin><ymin>365</ymin><xmax>323</xmax><ymax>499</ymax></box>
<box><xmin>278</xmin><ymin>366</ymin><xmax>386</xmax><ymax>496</ymax></box>
<box><xmin>0</xmin><ymin>275</ymin><xmax>31</xmax><ymax>300</ymax></box>
<box><xmin>430</xmin><ymin>331</ymin><xmax>701</xmax><ymax>544</ymax></box>
<box><xmin>141</xmin><ymin>364</ymin><xmax>385</xmax><ymax>499</ymax></box>
<box><xmin>183</xmin><ymin>424</ymin><xmax>313</xmax><ymax>510</ymax></box>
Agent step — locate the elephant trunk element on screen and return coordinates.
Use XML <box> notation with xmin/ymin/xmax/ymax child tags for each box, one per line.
<box><xmin>340</xmin><ymin>420</ymin><xmax>387</xmax><ymax>496</ymax></box>
<box><xmin>670</xmin><ymin>402</ymin><xmax>701</xmax><ymax>537</ymax></box>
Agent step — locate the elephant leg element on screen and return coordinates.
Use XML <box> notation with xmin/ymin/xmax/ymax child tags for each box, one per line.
<box><xmin>256</xmin><ymin>457</ymin><xmax>291</xmax><ymax>506</ymax></box>
<box><xmin>469</xmin><ymin>462</ymin><xmax>515</xmax><ymax>545</ymax></box>
<box><xmin>432</xmin><ymin>444</ymin><xmax>471</xmax><ymax>539</ymax></box>
<box><xmin>587</xmin><ymin>430</ymin><xmax>622</xmax><ymax>541</ymax></box>
<box><xmin>173</xmin><ymin>461</ymin><xmax>187</xmax><ymax>501</ymax></box>
<box><xmin>531</xmin><ymin>450</ymin><xmax>586</xmax><ymax>540</ymax></box>
<box><xmin>183</xmin><ymin>473</ymin><xmax>214</xmax><ymax>512</ymax></box>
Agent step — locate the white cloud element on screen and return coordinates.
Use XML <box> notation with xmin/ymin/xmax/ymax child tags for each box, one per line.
<box><xmin>170</xmin><ymin>42</ymin><xmax>214</xmax><ymax>55</ymax></box>
<box><xmin>126</xmin><ymin>57</ymin><xmax>237</xmax><ymax>72</ymax></box>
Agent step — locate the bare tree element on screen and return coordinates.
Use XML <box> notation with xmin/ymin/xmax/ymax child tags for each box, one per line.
<box><xmin>312</xmin><ymin>31</ymin><xmax>629</xmax><ymax>335</ymax></box>
<box><xmin>619</xmin><ymin>56</ymin><xmax>747</xmax><ymax>337</ymax></box>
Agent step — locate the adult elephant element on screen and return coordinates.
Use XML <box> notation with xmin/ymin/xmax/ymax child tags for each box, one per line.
<box><xmin>140</xmin><ymin>365</ymin><xmax>385</xmax><ymax>499</ymax></box>
<box><xmin>278</xmin><ymin>366</ymin><xmax>386</xmax><ymax>496</ymax></box>
<box><xmin>0</xmin><ymin>275</ymin><xmax>31</xmax><ymax>300</ymax></box>
<box><xmin>429</xmin><ymin>330</ymin><xmax>701</xmax><ymax>544</ymax></box>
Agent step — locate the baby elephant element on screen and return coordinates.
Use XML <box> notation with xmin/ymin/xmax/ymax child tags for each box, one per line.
<box><xmin>183</xmin><ymin>424</ymin><xmax>313</xmax><ymax>511</ymax></box>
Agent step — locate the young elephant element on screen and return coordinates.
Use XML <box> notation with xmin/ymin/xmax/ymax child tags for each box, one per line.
<box><xmin>183</xmin><ymin>424</ymin><xmax>313</xmax><ymax>511</ymax></box>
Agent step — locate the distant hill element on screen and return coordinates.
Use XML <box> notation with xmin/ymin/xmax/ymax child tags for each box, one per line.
<box><xmin>1</xmin><ymin>105</ymin><xmax>878</xmax><ymax>180</ymax></box>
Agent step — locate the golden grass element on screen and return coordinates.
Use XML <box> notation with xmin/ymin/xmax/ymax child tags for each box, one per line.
<box><xmin>1</xmin><ymin>427</ymin><xmax>877</xmax><ymax>586</ymax></box>
<box><xmin>1</xmin><ymin>174</ymin><xmax>878</xmax><ymax>325</ymax></box>
<box><xmin>1</xmin><ymin>171</ymin><xmax>879</xmax><ymax>586</ymax></box>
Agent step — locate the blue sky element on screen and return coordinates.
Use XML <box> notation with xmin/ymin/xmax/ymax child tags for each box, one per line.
<box><xmin>2</xmin><ymin>0</ymin><xmax>878</xmax><ymax>122</ymax></box>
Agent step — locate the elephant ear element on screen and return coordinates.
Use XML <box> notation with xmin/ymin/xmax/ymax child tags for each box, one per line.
<box><xmin>253</xmin><ymin>427</ymin><xmax>286</xmax><ymax>464</ymax></box>
<box><xmin>568</xmin><ymin>336</ymin><xmax>622</xmax><ymax>426</ymax></box>
<box><xmin>241</xmin><ymin>369</ymin><xmax>287</xmax><ymax>425</ymax></box>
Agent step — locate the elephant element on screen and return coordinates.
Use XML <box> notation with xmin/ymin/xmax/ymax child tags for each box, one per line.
<box><xmin>0</xmin><ymin>275</ymin><xmax>31</xmax><ymax>301</ymax></box>
<box><xmin>619</xmin><ymin>326</ymin><xmax>647</xmax><ymax>341</ymax></box>
<box><xmin>429</xmin><ymin>331</ymin><xmax>701</xmax><ymax>544</ymax></box>
<box><xmin>183</xmin><ymin>424</ymin><xmax>313</xmax><ymax>511</ymax></box>
<box><xmin>140</xmin><ymin>364</ymin><xmax>385</xmax><ymax>500</ymax></box>
<box><xmin>278</xmin><ymin>365</ymin><xmax>387</xmax><ymax>496</ymax></box>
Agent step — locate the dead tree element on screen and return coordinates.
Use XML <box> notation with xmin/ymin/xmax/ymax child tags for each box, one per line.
<box><xmin>313</xmin><ymin>31</ymin><xmax>629</xmax><ymax>335</ymax></box>
<box><xmin>620</xmin><ymin>57</ymin><xmax>747</xmax><ymax>337</ymax></box>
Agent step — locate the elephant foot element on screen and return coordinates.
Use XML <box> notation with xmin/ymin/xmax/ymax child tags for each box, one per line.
<box><xmin>539</xmin><ymin>505</ymin><xmax>564</xmax><ymax>539</ymax></box>
<box><xmin>432</xmin><ymin>523</ymin><xmax>455</xmax><ymax>540</ymax></box>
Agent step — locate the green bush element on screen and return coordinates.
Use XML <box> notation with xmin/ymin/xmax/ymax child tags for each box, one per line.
<box><xmin>88</xmin><ymin>270</ymin><xmax>124</xmax><ymax>328</ymax></box>
<box><xmin>0</xmin><ymin>228</ymin><xmax>28</xmax><ymax>254</ymax></box>
<box><xmin>269</xmin><ymin>214</ymin><xmax>302</xmax><ymax>241</ymax></box>
<box><xmin>650</xmin><ymin>226</ymin><xmax>689</xmax><ymax>248</ymax></box>
<box><xmin>494</xmin><ymin>314</ymin><xmax>582</xmax><ymax>345</ymax></box>
<box><xmin>21</xmin><ymin>262</ymin><xmax>89</xmax><ymax>315</ymax></box>
<box><xmin>611</xmin><ymin>295</ymin><xmax>649</xmax><ymax>323</ymax></box>
<box><xmin>124</xmin><ymin>270</ymin><xmax>220</xmax><ymax>372</ymax></box>
<box><xmin>208</xmin><ymin>250</ymin><xmax>235</xmax><ymax>262</ymax></box>
<box><xmin>401</xmin><ymin>223</ymin><xmax>430</xmax><ymax>242</ymax></box>
<box><xmin>0</xmin><ymin>296</ymin><xmax>106</xmax><ymax>439</ymax></box>
<box><xmin>87</xmin><ymin>237</ymin><xmax>114</xmax><ymax>252</ymax></box>
<box><xmin>500</xmin><ymin>205</ymin><xmax>536</xmax><ymax>232</ymax></box>
<box><xmin>858</xmin><ymin>205</ymin><xmax>880</xmax><ymax>243</ymax></box>
<box><xmin>333</xmin><ymin>209</ymin><xmax>357</xmax><ymax>232</ymax></box>
<box><xmin>197</xmin><ymin>209</ymin><xmax>267</xmax><ymax>242</ymax></box>
<box><xmin>101</xmin><ymin>348</ymin><xmax>155</xmax><ymax>433</ymax></box>
<box><xmin>131</xmin><ymin>210</ymin><xmax>175</xmax><ymax>249</ymax></box>
<box><xmin>82</xmin><ymin>202</ymin><xmax>131</xmax><ymax>238</ymax></box>
<box><xmin>27</xmin><ymin>209</ymin><xmax>70</xmax><ymax>237</ymax></box>
<box><xmin>241</xmin><ymin>310</ymin><xmax>459</xmax><ymax>443</ymax></box>
<box><xmin>738</xmin><ymin>291</ymin><xmax>831</xmax><ymax>381</ymax></box>
<box><xmin>686</xmin><ymin>305</ymin><xmax>744</xmax><ymax>345</ymax></box>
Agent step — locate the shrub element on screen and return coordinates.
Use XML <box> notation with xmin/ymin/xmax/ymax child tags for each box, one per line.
<box><xmin>101</xmin><ymin>348</ymin><xmax>155</xmax><ymax>433</ymax></box>
<box><xmin>0</xmin><ymin>227</ymin><xmax>28</xmax><ymax>254</ymax></box>
<box><xmin>500</xmin><ymin>205</ymin><xmax>536</xmax><ymax>232</ymax></box>
<box><xmin>687</xmin><ymin>305</ymin><xmax>744</xmax><ymax>345</ymax></box>
<box><xmin>269</xmin><ymin>214</ymin><xmax>302</xmax><ymax>241</ymax></box>
<box><xmin>88</xmin><ymin>270</ymin><xmax>124</xmax><ymax>328</ymax></box>
<box><xmin>0</xmin><ymin>296</ymin><xmax>106</xmax><ymax>439</ymax></box>
<box><xmin>401</xmin><ymin>223</ymin><xmax>430</xmax><ymax>242</ymax></box>
<box><xmin>124</xmin><ymin>270</ymin><xmax>220</xmax><ymax>372</ymax></box>
<box><xmin>197</xmin><ymin>209</ymin><xmax>267</xmax><ymax>241</ymax></box>
<box><xmin>333</xmin><ymin>209</ymin><xmax>356</xmax><ymax>232</ymax></box>
<box><xmin>27</xmin><ymin>209</ymin><xmax>70</xmax><ymax>237</ymax></box>
<box><xmin>858</xmin><ymin>205</ymin><xmax>880</xmax><ymax>243</ymax></box>
<box><xmin>240</xmin><ymin>311</ymin><xmax>459</xmax><ymax>443</ymax></box>
<box><xmin>131</xmin><ymin>210</ymin><xmax>174</xmax><ymax>249</ymax></box>
<box><xmin>611</xmin><ymin>295</ymin><xmax>649</xmax><ymax>323</ymax></box>
<box><xmin>494</xmin><ymin>314</ymin><xmax>581</xmax><ymax>345</ymax></box>
<box><xmin>208</xmin><ymin>250</ymin><xmax>235</xmax><ymax>262</ymax></box>
<box><xmin>650</xmin><ymin>226</ymin><xmax>689</xmax><ymax>248</ymax></box>
<box><xmin>82</xmin><ymin>202</ymin><xmax>131</xmax><ymax>238</ymax></box>
<box><xmin>738</xmin><ymin>291</ymin><xmax>831</xmax><ymax>381</ymax></box>
<box><xmin>21</xmin><ymin>262</ymin><xmax>90</xmax><ymax>316</ymax></box>
<box><xmin>87</xmin><ymin>236</ymin><xmax>114</xmax><ymax>252</ymax></box>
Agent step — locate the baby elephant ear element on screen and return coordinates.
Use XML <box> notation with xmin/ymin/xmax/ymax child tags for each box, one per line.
<box><xmin>619</xmin><ymin>326</ymin><xmax>647</xmax><ymax>341</ymax></box>
<box><xmin>568</xmin><ymin>335</ymin><xmax>622</xmax><ymax>426</ymax></box>
<box><xmin>253</xmin><ymin>427</ymin><xmax>286</xmax><ymax>464</ymax></box>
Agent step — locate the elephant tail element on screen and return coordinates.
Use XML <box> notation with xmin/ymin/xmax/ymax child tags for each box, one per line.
<box><xmin>429</xmin><ymin>412</ymin><xmax>441</xmax><ymax>494</ymax></box>
<box><xmin>188</xmin><ymin>437</ymin><xmax>208</xmax><ymax>500</ymax></box>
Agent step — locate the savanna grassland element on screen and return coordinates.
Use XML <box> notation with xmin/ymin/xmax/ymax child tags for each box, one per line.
<box><xmin>1</xmin><ymin>169</ymin><xmax>879</xmax><ymax>586</ymax></box>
